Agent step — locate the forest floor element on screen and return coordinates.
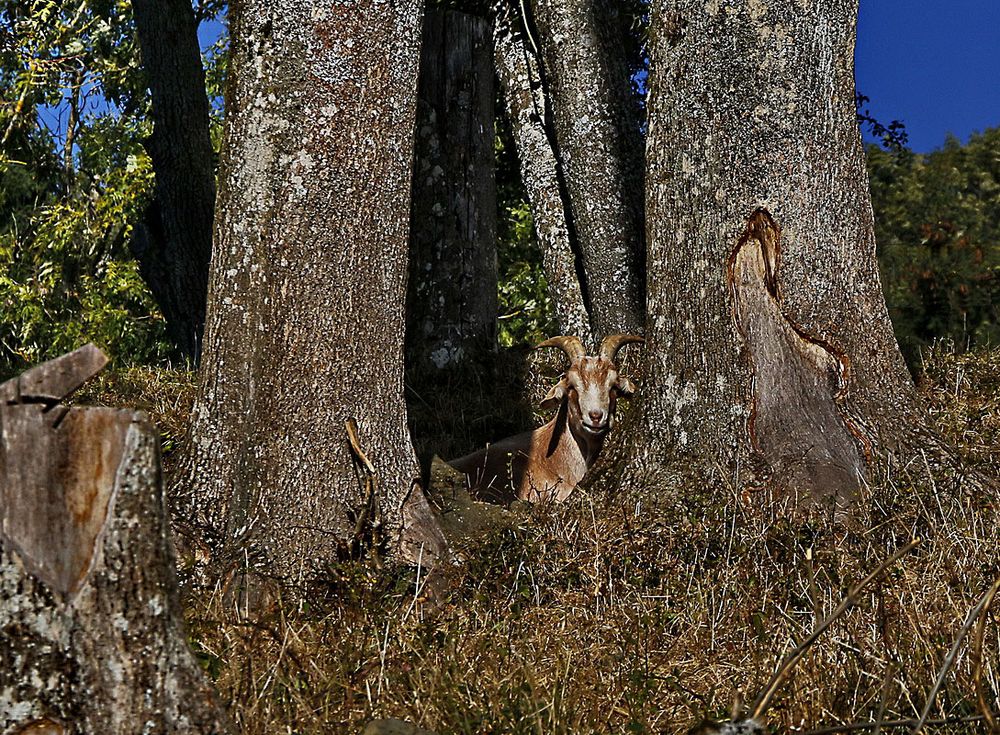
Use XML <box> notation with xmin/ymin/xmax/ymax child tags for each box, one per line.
<box><xmin>81</xmin><ymin>343</ymin><xmax>1000</xmax><ymax>735</ymax></box>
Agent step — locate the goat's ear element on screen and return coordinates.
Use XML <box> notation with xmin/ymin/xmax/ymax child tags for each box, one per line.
<box><xmin>615</xmin><ymin>376</ymin><xmax>637</xmax><ymax>399</ymax></box>
<box><xmin>540</xmin><ymin>378</ymin><xmax>568</xmax><ymax>409</ymax></box>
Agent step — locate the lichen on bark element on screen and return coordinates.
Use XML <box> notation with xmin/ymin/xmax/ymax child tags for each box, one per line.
<box><xmin>623</xmin><ymin>0</ymin><xmax>932</xmax><ymax>510</ymax></box>
<box><xmin>1</xmin><ymin>351</ymin><xmax>230</xmax><ymax>733</ymax></box>
<box><xmin>176</xmin><ymin>0</ymin><xmax>446</xmax><ymax>580</ymax></box>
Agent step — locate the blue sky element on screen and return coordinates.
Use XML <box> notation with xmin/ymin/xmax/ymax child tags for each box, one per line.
<box><xmin>856</xmin><ymin>0</ymin><xmax>1000</xmax><ymax>152</ymax></box>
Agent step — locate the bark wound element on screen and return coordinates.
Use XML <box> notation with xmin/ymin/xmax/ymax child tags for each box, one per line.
<box><xmin>0</xmin><ymin>345</ymin><xmax>124</xmax><ymax>600</ymax></box>
<box><xmin>0</xmin><ymin>406</ymin><xmax>126</xmax><ymax>599</ymax></box>
<box><xmin>12</xmin><ymin>721</ymin><xmax>65</xmax><ymax>735</ymax></box>
<box><xmin>729</xmin><ymin>210</ymin><xmax>866</xmax><ymax>517</ymax></box>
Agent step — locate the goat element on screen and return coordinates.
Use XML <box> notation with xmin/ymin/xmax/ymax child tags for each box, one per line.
<box><xmin>448</xmin><ymin>334</ymin><xmax>643</xmax><ymax>503</ymax></box>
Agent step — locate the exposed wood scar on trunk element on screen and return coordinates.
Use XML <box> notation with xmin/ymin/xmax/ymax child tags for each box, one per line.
<box><xmin>0</xmin><ymin>345</ymin><xmax>128</xmax><ymax>600</ymax></box>
<box><xmin>728</xmin><ymin>209</ymin><xmax>868</xmax><ymax>517</ymax></box>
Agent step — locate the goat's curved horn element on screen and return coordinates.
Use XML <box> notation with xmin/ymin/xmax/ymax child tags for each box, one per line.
<box><xmin>599</xmin><ymin>334</ymin><xmax>644</xmax><ymax>362</ymax></box>
<box><xmin>535</xmin><ymin>335</ymin><xmax>587</xmax><ymax>361</ymax></box>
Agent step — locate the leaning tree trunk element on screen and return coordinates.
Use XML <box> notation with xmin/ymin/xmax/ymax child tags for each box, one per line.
<box><xmin>518</xmin><ymin>0</ymin><xmax>645</xmax><ymax>338</ymax></box>
<box><xmin>176</xmin><ymin>0</ymin><xmax>446</xmax><ymax>581</ymax></box>
<box><xmin>493</xmin><ymin>0</ymin><xmax>592</xmax><ymax>345</ymax></box>
<box><xmin>0</xmin><ymin>345</ymin><xmax>231</xmax><ymax>735</ymax></box>
<box><xmin>406</xmin><ymin>9</ymin><xmax>498</xmax><ymax>372</ymax></box>
<box><xmin>625</xmin><ymin>0</ymin><xmax>925</xmax><ymax>517</ymax></box>
<box><xmin>131</xmin><ymin>0</ymin><xmax>216</xmax><ymax>362</ymax></box>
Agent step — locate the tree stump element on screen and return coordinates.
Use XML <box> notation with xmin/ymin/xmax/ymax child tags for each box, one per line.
<box><xmin>0</xmin><ymin>345</ymin><xmax>231</xmax><ymax>734</ymax></box>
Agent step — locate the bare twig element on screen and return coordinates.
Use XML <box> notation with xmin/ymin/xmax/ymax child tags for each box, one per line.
<box><xmin>345</xmin><ymin>418</ymin><xmax>381</xmax><ymax>565</ymax></box>
<box><xmin>912</xmin><ymin>579</ymin><xmax>1000</xmax><ymax>733</ymax></box>
<box><xmin>970</xmin><ymin>577</ymin><xmax>1000</xmax><ymax>733</ymax></box>
<box><xmin>750</xmin><ymin>538</ymin><xmax>921</xmax><ymax>720</ymax></box>
<box><xmin>345</xmin><ymin>417</ymin><xmax>376</xmax><ymax>475</ymax></box>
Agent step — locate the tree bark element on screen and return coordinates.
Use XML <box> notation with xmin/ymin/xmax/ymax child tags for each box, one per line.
<box><xmin>131</xmin><ymin>0</ymin><xmax>217</xmax><ymax>362</ymax></box>
<box><xmin>407</xmin><ymin>9</ymin><xmax>498</xmax><ymax>372</ymax></box>
<box><xmin>176</xmin><ymin>0</ymin><xmax>447</xmax><ymax>579</ymax></box>
<box><xmin>0</xmin><ymin>346</ymin><xmax>231</xmax><ymax>735</ymax></box>
<box><xmin>493</xmin><ymin>0</ymin><xmax>644</xmax><ymax>340</ymax></box>
<box><xmin>493</xmin><ymin>0</ymin><xmax>592</xmax><ymax>345</ymax></box>
<box><xmin>626</xmin><ymin>0</ymin><xmax>922</xmax><ymax>517</ymax></box>
<box><xmin>525</xmin><ymin>0</ymin><xmax>646</xmax><ymax>337</ymax></box>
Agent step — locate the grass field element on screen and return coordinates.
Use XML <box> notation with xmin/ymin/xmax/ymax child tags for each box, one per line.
<box><xmin>81</xmin><ymin>343</ymin><xmax>1000</xmax><ymax>734</ymax></box>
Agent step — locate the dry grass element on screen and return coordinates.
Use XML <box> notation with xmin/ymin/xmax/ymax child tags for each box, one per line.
<box><xmin>90</xmin><ymin>345</ymin><xmax>999</xmax><ymax>734</ymax></box>
<box><xmin>74</xmin><ymin>364</ymin><xmax>196</xmax><ymax>472</ymax></box>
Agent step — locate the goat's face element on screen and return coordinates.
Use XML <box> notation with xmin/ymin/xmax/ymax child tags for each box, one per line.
<box><xmin>541</xmin><ymin>356</ymin><xmax>637</xmax><ymax>436</ymax></box>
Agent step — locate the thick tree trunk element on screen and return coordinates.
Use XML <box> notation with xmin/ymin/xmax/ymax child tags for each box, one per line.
<box><xmin>0</xmin><ymin>346</ymin><xmax>231</xmax><ymax>735</ymax></box>
<box><xmin>493</xmin><ymin>0</ymin><xmax>592</xmax><ymax>345</ymax></box>
<box><xmin>407</xmin><ymin>9</ymin><xmax>497</xmax><ymax>371</ymax></box>
<box><xmin>131</xmin><ymin>0</ymin><xmax>216</xmax><ymax>361</ymax></box>
<box><xmin>626</xmin><ymin>0</ymin><xmax>922</xmax><ymax>517</ymax></box>
<box><xmin>176</xmin><ymin>0</ymin><xmax>446</xmax><ymax>579</ymax></box>
<box><xmin>525</xmin><ymin>0</ymin><xmax>646</xmax><ymax>337</ymax></box>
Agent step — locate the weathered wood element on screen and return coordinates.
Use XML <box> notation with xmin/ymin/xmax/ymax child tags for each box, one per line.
<box><xmin>730</xmin><ymin>211</ymin><xmax>865</xmax><ymax>516</ymax></box>
<box><xmin>407</xmin><ymin>9</ymin><xmax>498</xmax><ymax>371</ymax></box>
<box><xmin>0</xmin><ymin>350</ymin><xmax>231</xmax><ymax>734</ymax></box>
<box><xmin>0</xmin><ymin>343</ymin><xmax>107</xmax><ymax>404</ymax></box>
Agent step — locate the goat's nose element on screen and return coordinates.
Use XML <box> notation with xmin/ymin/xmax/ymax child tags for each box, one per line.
<box><xmin>588</xmin><ymin>410</ymin><xmax>604</xmax><ymax>424</ymax></box>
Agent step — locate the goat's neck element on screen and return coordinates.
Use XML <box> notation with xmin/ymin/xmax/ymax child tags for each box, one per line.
<box><xmin>547</xmin><ymin>401</ymin><xmax>605</xmax><ymax>467</ymax></box>
<box><xmin>570</xmin><ymin>422</ymin><xmax>605</xmax><ymax>466</ymax></box>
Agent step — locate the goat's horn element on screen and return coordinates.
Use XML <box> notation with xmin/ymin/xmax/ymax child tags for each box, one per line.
<box><xmin>599</xmin><ymin>334</ymin><xmax>644</xmax><ymax>362</ymax></box>
<box><xmin>535</xmin><ymin>335</ymin><xmax>587</xmax><ymax>361</ymax></box>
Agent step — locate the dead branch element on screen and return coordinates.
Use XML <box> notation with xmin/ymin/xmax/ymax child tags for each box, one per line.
<box><xmin>970</xmin><ymin>577</ymin><xmax>1000</xmax><ymax>734</ymax></box>
<box><xmin>912</xmin><ymin>578</ymin><xmax>1000</xmax><ymax>733</ymax></box>
<box><xmin>345</xmin><ymin>417</ymin><xmax>382</xmax><ymax>564</ymax></box>
<box><xmin>750</xmin><ymin>538</ymin><xmax>922</xmax><ymax>720</ymax></box>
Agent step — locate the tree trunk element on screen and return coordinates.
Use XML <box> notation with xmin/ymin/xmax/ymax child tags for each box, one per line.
<box><xmin>626</xmin><ymin>0</ymin><xmax>922</xmax><ymax>517</ymax></box>
<box><xmin>493</xmin><ymin>0</ymin><xmax>592</xmax><ymax>345</ymax></box>
<box><xmin>131</xmin><ymin>0</ymin><xmax>216</xmax><ymax>362</ymax></box>
<box><xmin>176</xmin><ymin>0</ymin><xmax>446</xmax><ymax>579</ymax></box>
<box><xmin>501</xmin><ymin>0</ymin><xmax>646</xmax><ymax>339</ymax></box>
<box><xmin>407</xmin><ymin>9</ymin><xmax>497</xmax><ymax>372</ymax></box>
<box><xmin>0</xmin><ymin>346</ymin><xmax>231</xmax><ymax>735</ymax></box>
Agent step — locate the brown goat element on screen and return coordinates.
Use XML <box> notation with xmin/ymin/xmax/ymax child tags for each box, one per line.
<box><xmin>448</xmin><ymin>334</ymin><xmax>643</xmax><ymax>503</ymax></box>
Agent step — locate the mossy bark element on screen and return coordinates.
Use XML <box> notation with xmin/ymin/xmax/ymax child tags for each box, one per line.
<box><xmin>177</xmin><ymin>0</ymin><xmax>446</xmax><ymax>579</ymax></box>
<box><xmin>625</xmin><ymin>0</ymin><xmax>925</xmax><ymax>516</ymax></box>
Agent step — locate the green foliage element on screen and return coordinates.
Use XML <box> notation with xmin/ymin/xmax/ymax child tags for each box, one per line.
<box><xmin>0</xmin><ymin>0</ymin><xmax>226</xmax><ymax>372</ymax></box>
<box><xmin>497</xmin><ymin>198</ymin><xmax>557</xmax><ymax>348</ymax></box>
<box><xmin>495</xmin><ymin>120</ymin><xmax>558</xmax><ymax>348</ymax></box>
<box><xmin>200</xmin><ymin>13</ymin><xmax>228</xmax><ymax>152</ymax></box>
<box><xmin>0</xmin><ymin>144</ymin><xmax>167</xmax><ymax>370</ymax></box>
<box><xmin>869</xmin><ymin>128</ymin><xmax>1000</xmax><ymax>363</ymax></box>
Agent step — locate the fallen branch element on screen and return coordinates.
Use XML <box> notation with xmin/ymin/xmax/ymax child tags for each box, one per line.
<box><xmin>912</xmin><ymin>578</ymin><xmax>1000</xmax><ymax>733</ymax></box>
<box><xmin>750</xmin><ymin>538</ymin><xmax>922</xmax><ymax>720</ymax></box>
<box><xmin>969</xmin><ymin>577</ymin><xmax>1000</xmax><ymax>734</ymax></box>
